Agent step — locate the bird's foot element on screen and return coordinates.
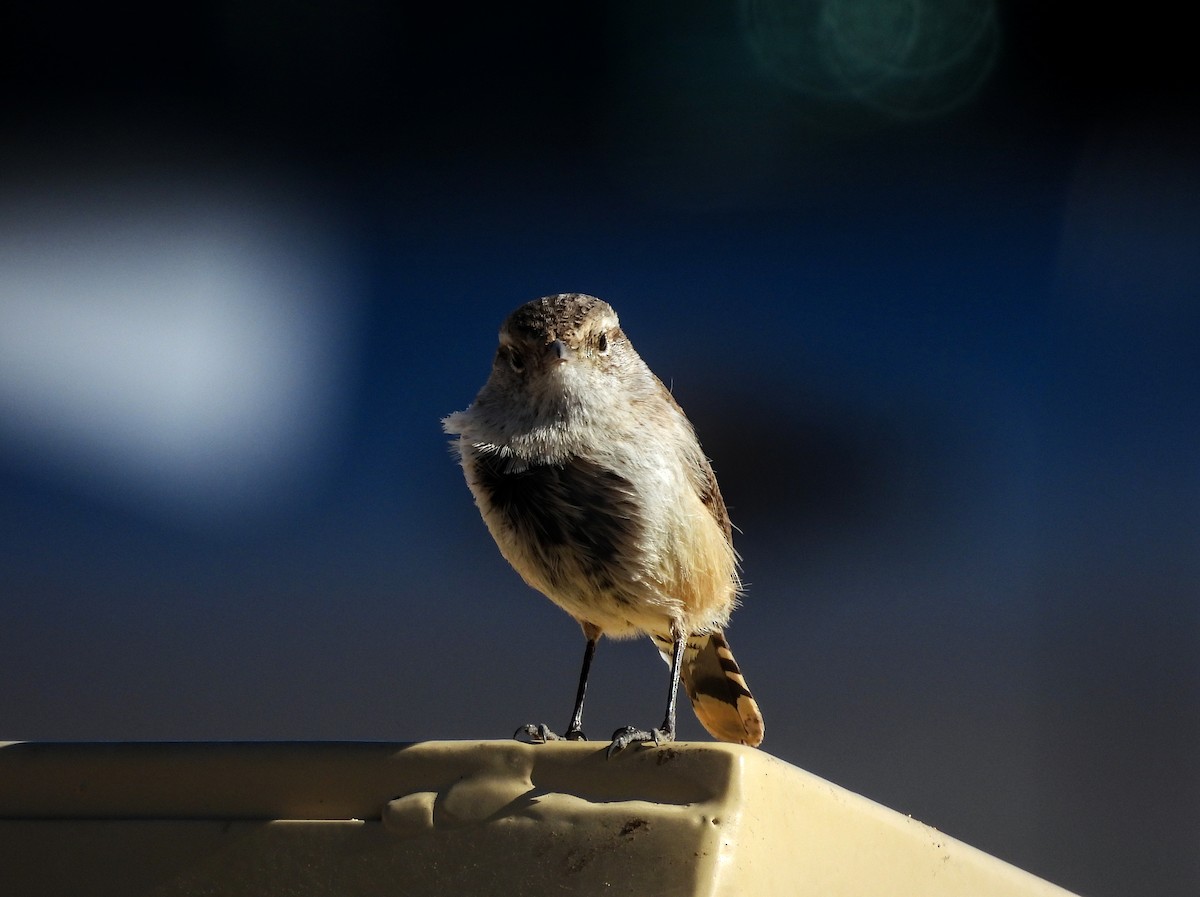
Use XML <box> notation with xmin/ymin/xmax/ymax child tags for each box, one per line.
<box><xmin>606</xmin><ymin>725</ymin><xmax>673</xmax><ymax>758</ymax></box>
<box><xmin>514</xmin><ymin>723</ymin><xmax>587</xmax><ymax>743</ymax></box>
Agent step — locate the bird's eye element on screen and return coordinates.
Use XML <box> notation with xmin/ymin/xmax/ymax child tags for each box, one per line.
<box><xmin>507</xmin><ymin>347</ymin><xmax>525</xmax><ymax>373</ymax></box>
<box><xmin>596</xmin><ymin>332</ymin><xmax>610</xmax><ymax>355</ymax></box>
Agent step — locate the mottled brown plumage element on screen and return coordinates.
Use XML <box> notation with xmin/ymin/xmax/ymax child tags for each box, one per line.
<box><xmin>444</xmin><ymin>293</ymin><xmax>764</xmax><ymax>753</ymax></box>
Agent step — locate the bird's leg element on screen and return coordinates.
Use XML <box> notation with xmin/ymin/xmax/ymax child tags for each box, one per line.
<box><xmin>563</xmin><ymin>634</ymin><xmax>597</xmax><ymax>739</ymax></box>
<box><xmin>607</xmin><ymin>627</ymin><xmax>685</xmax><ymax>757</ymax></box>
<box><xmin>515</xmin><ymin>631</ymin><xmax>598</xmax><ymax>743</ymax></box>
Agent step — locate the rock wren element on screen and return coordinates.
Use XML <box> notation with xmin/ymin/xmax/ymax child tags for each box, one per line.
<box><xmin>444</xmin><ymin>293</ymin><xmax>764</xmax><ymax>754</ymax></box>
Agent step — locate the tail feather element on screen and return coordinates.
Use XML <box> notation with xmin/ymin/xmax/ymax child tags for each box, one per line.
<box><xmin>677</xmin><ymin>631</ymin><xmax>765</xmax><ymax>747</ymax></box>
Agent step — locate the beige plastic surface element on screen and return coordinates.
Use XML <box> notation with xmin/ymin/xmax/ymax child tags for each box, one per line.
<box><xmin>0</xmin><ymin>740</ymin><xmax>1076</xmax><ymax>896</ymax></box>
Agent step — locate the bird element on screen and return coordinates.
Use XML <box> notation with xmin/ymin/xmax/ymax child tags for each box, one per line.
<box><xmin>443</xmin><ymin>293</ymin><xmax>764</xmax><ymax>755</ymax></box>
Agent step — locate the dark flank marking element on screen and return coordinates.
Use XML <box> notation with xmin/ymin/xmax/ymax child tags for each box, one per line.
<box><xmin>474</xmin><ymin>452</ymin><xmax>641</xmax><ymax>589</ymax></box>
<box><xmin>475</xmin><ymin>452</ymin><xmax>568</xmax><ymax>545</ymax></box>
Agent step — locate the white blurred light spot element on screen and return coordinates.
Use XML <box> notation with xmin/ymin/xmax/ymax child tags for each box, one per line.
<box><xmin>0</xmin><ymin>179</ymin><xmax>356</xmax><ymax>525</ymax></box>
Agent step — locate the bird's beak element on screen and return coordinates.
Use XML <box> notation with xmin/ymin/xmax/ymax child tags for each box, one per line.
<box><xmin>547</xmin><ymin>339</ymin><xmax>571</xmax><ymax>364</ymax></box>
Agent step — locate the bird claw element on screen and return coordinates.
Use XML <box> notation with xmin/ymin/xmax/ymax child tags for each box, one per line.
<box><xmin>606</xmin><ymin>725</ymin><xmax>672</xmax><ymax>758</ymax></box>
<box><xmin>515</xmin><ymin>723</ymin><xmax>558</xmax><ymax>742</ymax></box>
<box><xmin>514</xmin><ymin>723</ymin><xmax>587</xmax><ymax>743</ymax></box>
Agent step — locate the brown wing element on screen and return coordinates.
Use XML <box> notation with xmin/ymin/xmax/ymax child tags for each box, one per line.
<box><xmin>655</xmin><ymin>379</ymin><xmax>734</xmax><ymax>544</ymax></box>
<box><xmin>691</xmin><ymin>447</ymin><xmax>733</xmax><ymax>544</ymax></box>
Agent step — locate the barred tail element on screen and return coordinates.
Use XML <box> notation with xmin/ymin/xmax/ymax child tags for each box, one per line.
<box><xmin>678</xmin><ymin>631</ymin><xmax>765</xmax><ymax>747</ymax></box>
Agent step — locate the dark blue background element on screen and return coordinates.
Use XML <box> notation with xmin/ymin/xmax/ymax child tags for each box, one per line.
<box><xmin>2</xmin><ymin>4</ymin><xmax>1197</xmax><ymax>895</ymax></box>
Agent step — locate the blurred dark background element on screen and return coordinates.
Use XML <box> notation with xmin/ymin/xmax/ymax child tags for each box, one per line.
<box><xmin>1</xmin><ymin>2</ymin><xmax>1197</xmax><ymax>894</ymax></box>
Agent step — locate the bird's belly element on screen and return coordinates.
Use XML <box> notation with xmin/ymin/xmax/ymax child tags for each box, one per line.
<box><xmin>468</xmin><ymin>452</ymin><xmax>677</xmax><ymax>632</ymax></box>
<box><xmin>468</xmin><ymin>449</ymin><xmax>735</xmax><ymax>637</ymax></box>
